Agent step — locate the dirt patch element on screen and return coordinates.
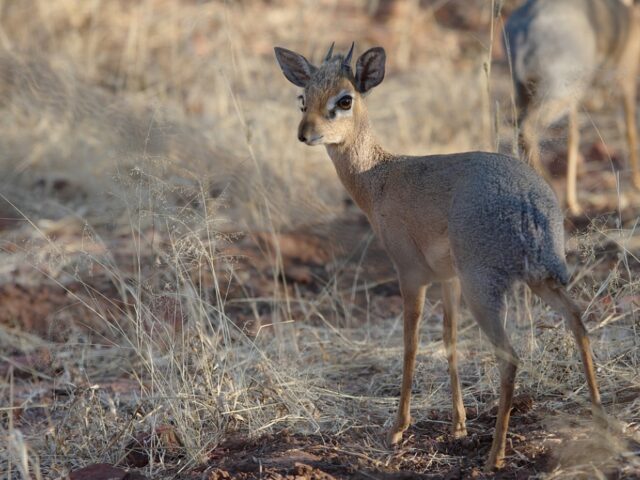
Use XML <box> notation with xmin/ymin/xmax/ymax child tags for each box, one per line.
<box><xmin>200</xmin><ymin>417</ymin><xmax>548</xmax><ymax>480</ymax></box>
<box><xmin>0</xmin><ymin>282</ymin><xmax>131</xmax><ymax>344</ymax></box>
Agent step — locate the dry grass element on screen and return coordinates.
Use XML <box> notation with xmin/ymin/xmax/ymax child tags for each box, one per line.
<box><xmin>0</xmin><ymin>1</ymin><xmax>639</xmax><ymax>479</ymax></box>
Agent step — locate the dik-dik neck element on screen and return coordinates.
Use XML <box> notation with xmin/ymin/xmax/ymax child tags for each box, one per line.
<box><xmin>325</xmin><ymin>115</ymin><xmax>391</xmax><ymax>216</ymax></box>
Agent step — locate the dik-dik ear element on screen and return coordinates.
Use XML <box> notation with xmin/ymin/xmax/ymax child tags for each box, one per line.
<box><xmin>355</xmin><ymin>47</ymin><xmax>386</xmax><ymax>93</ymax></box>
<box><xmin>274</xmin><ymin>47</ymin><xmax>316</xmax><ymax>88</ymax></box>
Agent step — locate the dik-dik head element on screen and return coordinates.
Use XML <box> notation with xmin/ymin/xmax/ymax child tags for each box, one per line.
<box><xmin>274</xmin><ymin>43</ymin><xmax>386</xmax><ymax>145</ymax></box>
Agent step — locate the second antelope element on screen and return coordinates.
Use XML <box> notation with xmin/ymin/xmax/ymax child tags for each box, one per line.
<box><xmin>274</xmin><ymin>43</ymin><xmax>605</xmax><ymax>471</ymax></box>
<box><xmin>505</xmin><ymin>0</ymin><xmax>640</xmax><ymax>215</ymax></box>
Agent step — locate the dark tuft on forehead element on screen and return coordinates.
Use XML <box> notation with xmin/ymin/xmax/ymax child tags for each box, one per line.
<box><xmin>306</xmin><ymin>54</ymin><xmax>355</xmax><ymax>93</ymax></box>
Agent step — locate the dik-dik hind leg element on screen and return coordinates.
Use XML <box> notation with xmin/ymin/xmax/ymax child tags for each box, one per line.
<box><xmin>530</xmin><ymin>280</ymin><xmax>604</xmax><ymax>421</ymax></box>
<box><xmin>566</xmin><ymin>104</ymin><xmax>582</xmax><ymax>215</ymax></box>
<box><xmin>387</xmin><ymin>275</ymin><xmax>428</xmax><ymax>445</ymax></box>
<box><xmin>459</xmin><ymin>273</ymin><xmax>519</xmax><ymax>471</ymax></box>
<box><xmin>442</xmin><ymin>278</ymin><xmax>467</xmax><ymax>438</ymax></box>
<box><xmin>621</xmin><ymin>78</ymin><xmax>640</xmax><ymax>190</ymax></box>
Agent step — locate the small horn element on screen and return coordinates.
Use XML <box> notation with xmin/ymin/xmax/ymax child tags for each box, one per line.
<box><xmin>343</xmin><ymin>42</ymin><xmax>355</xmax><ymax>68</ymax></box>
<box><xmin>325</xmin><ymin>41</ymin><xmax>335</xmax><ymax>61</ymax></box>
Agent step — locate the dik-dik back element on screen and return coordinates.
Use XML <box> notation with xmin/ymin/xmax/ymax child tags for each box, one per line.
<box><xmin>369</xmin><ymin>152</ymin><xmax>568</xmax><ymax>288</ymax></box>
<box><xmin>505</xmin><ymin>0</ymin><xmax>640</xmax><ymax>215</ymax></box>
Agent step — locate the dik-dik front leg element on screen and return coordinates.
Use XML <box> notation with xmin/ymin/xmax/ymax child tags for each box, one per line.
<box><xmin>387</xmin><ymin>273</ymin><xmax>428</xmax><ymax>445</ymax></box>
<box><xmin>442</xmin><ymin>279</ymin><xmax>467</xmax><ymax>438</ymax></box>
<box><xmin>520</xmin><ymin>99</ymin><xmax>567</xmax><ymax>186</ymax></box>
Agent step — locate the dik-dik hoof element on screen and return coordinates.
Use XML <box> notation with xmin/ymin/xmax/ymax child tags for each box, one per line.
<box><xmin>386</xmin><ymin>421</ymin><xmax>409</xmax><ymax>446</ymax></box>
<box><xmin>593</xmin><ymin>405</ymin><xmax>609</xmax><ymax>430</ymax></box>
<box><xmin>567</xmin><ymin>203</ymin><xmax>583</xmax><ymax>217</ymax></box>
<box><xmin>484</xmin><ymin>450</ymin><xmax>506</xmax><ymax>473</ymax></box>
<box><xmin>386</xmin><ymin>430</ymin><xmax>403</xmax><ymax>446</ymax></box>
<box><xmin>452</xmin><ymin>423</ymin><xmax>468</xmax><ymax>439</ymax></box>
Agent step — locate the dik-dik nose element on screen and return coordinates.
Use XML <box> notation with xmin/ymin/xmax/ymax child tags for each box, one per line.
<box><xmin>298</xmin><ymin>120</ymin><xmax>311</xmax><ymax>143</ymax></box>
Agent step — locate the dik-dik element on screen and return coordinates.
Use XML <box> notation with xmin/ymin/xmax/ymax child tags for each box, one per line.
<box><xmin>505</xmin><ymin>0</ymin><xmax>640</xmax><ymax>215</ymax></box>
<box><xmin>274</xmin><ymin>43</ymin><xmax>604</xmax><ymax>470</ymax></box>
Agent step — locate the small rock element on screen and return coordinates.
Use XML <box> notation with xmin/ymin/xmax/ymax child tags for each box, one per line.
<box><xmin>69</xmin><ymin>464</ymin><xmax>127</xmax><ymax>480</ymax></box>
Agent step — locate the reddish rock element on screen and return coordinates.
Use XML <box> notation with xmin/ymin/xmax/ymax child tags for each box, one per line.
<box><xmin>69</xmin><ymin>464</ymin><xmax>127</xmax><ymax>480</ymax></box>
<box><xmin>68</xmin><ymin>464</ymin><xmax>148</xmax><ymax>480</ymax></box>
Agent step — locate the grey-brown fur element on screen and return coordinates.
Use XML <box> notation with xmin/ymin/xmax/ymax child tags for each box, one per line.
<box><xmin>275</xmin><ymin>44</ymin><xmax>604</xmax><ymax>471</ymax></box>
<box><xmin>308</xmin><ymin>55</ymin><xmax>355</xmax><ymax>90</ymax></box>
<box><xmin>505</xmin><ymin>0</ymin><xmax>640</xmax><ymax>214</ymax></box>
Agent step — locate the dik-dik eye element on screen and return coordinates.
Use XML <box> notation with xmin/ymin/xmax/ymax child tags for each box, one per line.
<box><xmin>337</xmin><ymin>95</ymin><xmax>352</xmax><ymax>110</ymax></box>
<box><xmin>297</xmin><ymin>95</ymin><xmax>306</xmax><ymax>112</ymax></box>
